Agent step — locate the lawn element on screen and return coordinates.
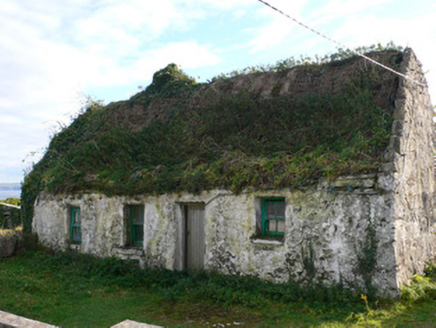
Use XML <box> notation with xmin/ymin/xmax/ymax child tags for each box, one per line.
<box><xmin>0</xmin><ymin>248</ymin><xmax>435</xmax><ymax>328</ymax></box>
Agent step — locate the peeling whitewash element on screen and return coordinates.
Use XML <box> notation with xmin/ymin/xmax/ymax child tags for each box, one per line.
<box><xmin>34</xmin><ymin>174</ymin><xmax>400</xmax><ymax>296</ymax></box>
<box><xmin>32</xmin><ymin>50</ymin><xmax>435</xmax><ymax>297</ymax></box>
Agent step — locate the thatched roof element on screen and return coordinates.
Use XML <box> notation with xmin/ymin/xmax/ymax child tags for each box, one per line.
<box><xmin>21</xmin><ymin>49</ymin><xmax>405</xmax><ymax>230</ymax></box>
<box><xmin>104</xmin><ymin>51</ymin><xmax>401</xmax><ymax>131</ymax></box>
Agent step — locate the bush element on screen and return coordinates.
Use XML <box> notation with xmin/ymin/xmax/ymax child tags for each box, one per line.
<box><xmin>0</xmin><ymin>204</ymin><xmax>22</xmax><ymax>229</ymax></box>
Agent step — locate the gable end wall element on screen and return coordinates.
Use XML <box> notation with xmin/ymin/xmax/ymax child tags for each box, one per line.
<box><xmin>385</xmin><ymin>49</ymin><xmax>435</xmax><ymax>284</ymax></box>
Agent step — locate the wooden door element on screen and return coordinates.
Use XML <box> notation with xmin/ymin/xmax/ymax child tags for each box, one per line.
<box><xmin>184</xmin><ymin>204</ymin><xmax>205</xmax><ymax>270</ymax></box>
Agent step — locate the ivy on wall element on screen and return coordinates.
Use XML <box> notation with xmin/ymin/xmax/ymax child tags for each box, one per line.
<box><xmin>0</xmin><ymin>206</ymin><xmax>21</xmax><ymax>229</ymax></box>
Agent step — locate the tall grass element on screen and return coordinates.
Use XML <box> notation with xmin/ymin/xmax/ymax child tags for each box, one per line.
<box><xmin>1</xmin><ymin>249</ymin><xmax>436</xmax><ymax>327</ymax></box>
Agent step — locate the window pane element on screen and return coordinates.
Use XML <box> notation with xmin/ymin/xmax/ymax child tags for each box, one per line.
<box><xmin>71</xmin><ymin>208</ymin><xmax>81</xmax><ymax>242</ymax></box>
<box><xmin>276</xmin><ymin>203</ymin><xmax>286</xmax><ymax>218</ymax></box>
<box><xmin>73</xmin><ymin>226</ymin><xmax>81</xmax><ymax>242</ymax></box>
<box><xmin>268</xmin><ymin>220</ymin><xmax>276</xmax><ymax>232</ymax></box>
<box><xmin>277</xmin><ymin>220</ymin><xmax>285</xmax><ymax>233</ymax></box>
<box><xmin>132</xmin><ymin>206</ymin><xmax>144</xmax><ymax>224</ymax></box>
<box><xmin>73</xmin><ymin>211</ymin><xmax>80</xmax><ymax>224</ymax></box>
<box><xmin>133</xmin><ymin>224</ymin><xmax>143</xmax><ymax>245</ymax></box>
<box><xmin>267</xmin><ymin>203</ymin><xmax>276</xmax><ymax>217</ymax></box>
<box><xmin>129</xmin><ymin>205</ymin><xmax>144</xmax><ymax>246</ymax></box>
<box><xmin>262</xmin><ymin>199</ymin><xmax>285</xmax><ymax>236</ymax></box>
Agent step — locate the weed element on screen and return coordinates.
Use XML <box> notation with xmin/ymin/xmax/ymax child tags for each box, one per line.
<box><xmin>356</xmin><ymin>199</ymin><xmax>378</xmax><ymax>296</ymax></box>
<box><xmin>209</xmin><ymin>42</ymin><xmax>403</xmax><ymax>81</ymax></box>
<box><xmin>401</xmin><ymin>275</ymin><xmax>436</xmax><ymax>301</ymax></box>
<box><xmin>301</xmin><ymin>241</ymin><xmax>316</xmax><ymax>282</ymax></box>
<box><xmin>423</xmin><ymin>259</ymin><xmax>436</xmax><ymax>279</ymax></box>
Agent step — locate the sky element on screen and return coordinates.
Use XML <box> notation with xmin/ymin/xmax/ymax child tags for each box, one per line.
<box><xmin>1</xmin><ymin>0</ymin><xmax>435</xmax><ymax>184</ymax></box>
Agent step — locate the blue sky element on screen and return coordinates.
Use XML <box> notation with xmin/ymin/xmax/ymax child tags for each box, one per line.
<box><xmin>1</xmin><ymin>0</ymin><xmax>435</xmax><ymax>183</ymax></box>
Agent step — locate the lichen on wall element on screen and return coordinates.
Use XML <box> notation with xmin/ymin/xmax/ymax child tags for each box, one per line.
<box><xmin>33</xmin><ymin>172</ymin><xmax>400</xmax><ymax>296</ymax></box>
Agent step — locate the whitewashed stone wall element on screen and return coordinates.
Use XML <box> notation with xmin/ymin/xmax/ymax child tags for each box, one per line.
<box><xmin>33</xmin><ymin>172</ymin><xmax>400</xmax><ymax>296</ymax></box>
<box><xmin>384</xmin><ymin>49</ymin><xmax>435</xmax><ymax>284</ymax></box>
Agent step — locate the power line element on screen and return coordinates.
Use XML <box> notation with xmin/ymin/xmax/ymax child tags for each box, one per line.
<box><xmin>256</xmin><ymin>0</ymin><xmax>426</xmax><ymax>87</ymax></box>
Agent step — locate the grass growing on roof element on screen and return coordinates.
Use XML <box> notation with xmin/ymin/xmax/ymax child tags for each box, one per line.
<box><xmin>21</xmin><ymin>46</ymin><xmax>403</xmax><ymax>232</ymax></box>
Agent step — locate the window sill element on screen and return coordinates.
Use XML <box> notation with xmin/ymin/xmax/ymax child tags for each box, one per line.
<box><xmin>69</xmin><ymin>243</ymin><xmax>81</xmax><ymax>251</ymax></box>
<box><xmin>251</xmin><ymin>238</ymin><xmax>284</xmax><ymax>246</ymax></box>
<box><xmin>114</xmin><ymin>247</ymin><xmax>144</xmax><ymax>256</ymax></box>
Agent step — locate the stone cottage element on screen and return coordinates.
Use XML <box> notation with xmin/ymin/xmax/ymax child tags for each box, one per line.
<box><xmin>25</xmin><ymin>48</ymin><xmax>435</xmax><ymax>297</ymax></box>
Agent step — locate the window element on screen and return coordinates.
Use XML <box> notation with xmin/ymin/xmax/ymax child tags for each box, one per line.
<box><xmin>125</xmin><ymin>205</ymin><xmax>144</xmax><ymax>247</ymax></box>
<box><xmin>261</xmin><ymin>198</ymin><xmax>285</xmax><ymax>236</ymax></box>
<box><xmin>70</xmin><ymin>207</ymin><xmax>81</xmax><ymax>243</ymax></box>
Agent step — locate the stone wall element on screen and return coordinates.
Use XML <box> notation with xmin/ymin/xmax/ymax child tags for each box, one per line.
<box><xmin>382</xmin><ymin>49</ymin><xmax>435</xmax><ymax>285</ymax></box>
<box><xmin>33</xmin><ymin>173</ymin><xmax>399</xmax><ymax>296</ymax></box>
<box><xmin>0</xmin><ymin>310</ymin><xmax>59</xmax><ymax>328</ymax></box>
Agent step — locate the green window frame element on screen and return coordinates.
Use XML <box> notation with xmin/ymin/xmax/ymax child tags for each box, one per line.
<box><xmin>70</xmin><ymin>207</ymin><xmax>81</xmax><ymax>243</ymax></box>
<box><xmin>261</xmin><ymin>198</ymin><xmax>285</xmax><ymax>236</ymax></box>
<box><xmin>129</xmin><ymin>205</ymin><xmax>144</xmax><ymax>247</ymax></box>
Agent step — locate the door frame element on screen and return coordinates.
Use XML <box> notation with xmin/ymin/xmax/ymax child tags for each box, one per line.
<box><xmin>181</xmin><ymin>202</ymin><xmax>205</xmax><ymax>270</ymax></box>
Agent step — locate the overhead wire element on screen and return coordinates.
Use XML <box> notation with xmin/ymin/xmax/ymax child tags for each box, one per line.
<box><xmin>256</xmin><ymin>0</ymin><xmax>426</xmax><ymax>87</ymax></box>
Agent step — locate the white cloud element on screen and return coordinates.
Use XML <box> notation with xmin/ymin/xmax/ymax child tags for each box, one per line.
<box><xmin>0</xmin><ymin>0</ymin><xmax>228</xmax><ymax>107</ymax></box>
<box><xmin>77</xmin><ymin>41</ymin><xmax>222</xmax><ymax>92</ymax></box>
<box><xmin>311</xmin><ymin>0</ymin><xmax>394</xmax><ymax>25</ymax></box>
<box><xmin>1</xmin><ymin>0</ymin><xmax>435</xmax><ymax>184</ymax></box>
<box><xmin>132</xmin><ymin>42</ymin><xmax>222</xmax><ymax>76</ymax></box>
<box><xmin>248</xmin><ymin>0</ymin><xmax>308</xmax><ymax>53</ymax></box>
<box><xmin>187</xmin><ymin>0</ymin><xmax>254</xmax><ymax>10</ymax></box>
<box><xmin>75</xmin><ymin>1</ymin><xmax>189</xmax><ymax>48</ymax></box>
<box><xmin>325</xmin><ymin>2</ymin><xmax>436</xmax><ymax>101</ymax></box>
<box><xmin>0</xmin><ymin>0</ymin><xmax>243</xmax><ymax>182</ymax></box>
<box><xmin>247</xmin><ymin>0</ymin><xmax>436</xmax><ymax>101</ymax></box>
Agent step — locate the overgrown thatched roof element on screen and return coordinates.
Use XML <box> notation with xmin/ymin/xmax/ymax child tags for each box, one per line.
<box><xmin>22</xmin><ymin>48</ymin><xmax>404</xmax><ymax>231</ymax></box>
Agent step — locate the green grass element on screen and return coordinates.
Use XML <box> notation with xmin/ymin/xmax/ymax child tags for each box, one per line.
<box><xmin>1</xmin><ymin>250</ymin><xmax>436</xmax><ymax>327</ymax></box>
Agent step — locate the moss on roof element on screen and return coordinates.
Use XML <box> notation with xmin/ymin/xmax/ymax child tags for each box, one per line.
<box><xmin>22</xmin><ymin>48</ymin><xmax>404</xmax><ymax>232</ymax></box>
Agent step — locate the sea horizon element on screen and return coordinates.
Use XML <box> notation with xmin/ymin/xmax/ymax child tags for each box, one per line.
<box><xmin>0</xmin><ymin>183</ymin><xmax>21</xmax><ymax>200</ymax></box>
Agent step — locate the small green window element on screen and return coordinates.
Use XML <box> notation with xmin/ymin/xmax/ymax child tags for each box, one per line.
<box><xmin>129</xmin><ymin>205</ymin><xmax>144</xmax><ymax>247</ymax></box>
<box><xmin>261</xmin><ymin>198</ymin><xmax>285</xmax><ymax>236</ymax></box>
<box><xmin>70</xmin><ymin>207</ymin><xmax>81</xmax><ymax>243</ymax></box>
